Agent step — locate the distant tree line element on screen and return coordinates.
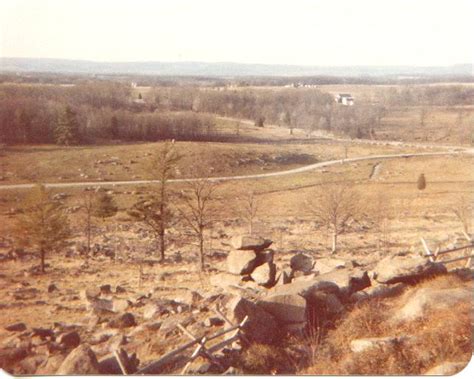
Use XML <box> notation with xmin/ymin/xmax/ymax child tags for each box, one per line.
<box><xmin>1</xmin><ymin>80</ymin><xmax>473</xmax><ymax>145</ymax></box>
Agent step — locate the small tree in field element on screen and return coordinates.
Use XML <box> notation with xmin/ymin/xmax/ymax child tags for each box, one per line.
<box><xmin>308</xmin><ymin>182</ymin><xmax>361</xmax><ymax>254</ymax></box>
<box><xmin>178</xmin><ymin>177</ymin><xmax>218</xmax><ymax>271</ymax></box>
<box><xmin>417</xmin><ymin>173</ymin><xmax>426</xmax><ymax>191</ymax></box>
<box><xmin>452</xmin><ymin>195</ymin><xmax>473</xmax><ymax>234</ymax></box>
<box><xmin>128</xmin><ymin>141</ymin><xmax>181</xmax><ymax>262</ymax></box>
<box><xmin>94</xmin><ymin>192</ymin><xmax>118</xmax><ymax>220</ymax></box>
<box><xmin>16</xmin><ymin>185</ymin><xmax>71</xmax><ymax>273</ymax></box>
<box><xmin>241</xmin><ymin>190</ymin><xmax>259</xmax><ymax>234</ymax></box>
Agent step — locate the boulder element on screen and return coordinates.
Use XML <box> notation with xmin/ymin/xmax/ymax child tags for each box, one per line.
<box><xmin>373</xmin><ymin>253</ymin><xmax>447</xmax><ymax>284</ymax></box>
<box><xmin>424</xmin><ymin>361</ymin><xmax>468</xmax><ymax>375</ymax></box>
<box><xmin>231</xmin><ymin>235</ymin><xmax>272</xmax><ymax>252</ymax></box>
<box><xmin>290</xmin><ymin>253</ymin><xmax>314</xmax><ymax>273</ymax></box>
<box><xmin>313</xmin><ymin>258</ymin><xmax>346</xmax><ymax>275</ymax></box>
<box><xmin>108</xmin><ymin>313</ymin><xmax>136</xmax><ymax>328</ymax></box>
<box><xmin>47</xmin><ymin>283</ymin><xmax>58</xmax><ymax>293</ymax></box>
<box><xmin>5</xmin><ymin>322</ymin><xmax>27</xmax><ymax>332</ymax></box>
<box><xmin>392</xmin><ymin>287</ymin><xmax>471</xmax><ymax>323</ymax></box>
<box><xmin>349</xmin><ymin>283</ymin><xmax>407</xmax><ymax>303</ymax></box>
<box><xmin>305</xmin><ymin>291</ymin><xmax>344</xmax><ymax>320</ymax></box>
<box><xmin>56</xmin><ymin>344</ymin><xmax>101</xmax><ymax>375</ymax></box>
<box><xmin>58</xmin><ymin>331</ymin><xmax>81</xmax><ymax>349</ymax></box>
<box><xmin>0</xmin><ymin>347</ymin><xmax>29</xmax><ymax>371</ymax></box>
<box><xmin>257</xmin><ymin>292</ymin><xmax>307</xmax><ymax>324</ymax></box>
<box><xmin>227</xmin><ymin>250</ymin><xmax>258</xmax><ymax>275</ymax></box>
<box><xmin>350</xmin><ymin>336</ymin><xmax>410</xmax><ymax>353</ymax></box>
<box><xmin>35</xmin><ymin>354</ymin><xmax>66</xmax><ymax>376</ymax></box>
<box><xmin>316</xmin><ymin>268</ymin><xmax>371</xmax><ymax>295</ymax></box>
<box><xmin>227</xmin><ymin>296</ymin><xmax>278</xmax><ymax>344</ymax></box>
<box><xmin>36</xmin><ymin>354</ymin><xmax>67</xmax><ymax>375</ymax></box>
<box><xmin>19</xmin><ymin>354</ymin><xmax>47</xmax><ymax>374</ymax></box>
<box><xmin>251</xmin><ymin>262</ymin><xmax>277</xmax><ymax>286</ymax></box>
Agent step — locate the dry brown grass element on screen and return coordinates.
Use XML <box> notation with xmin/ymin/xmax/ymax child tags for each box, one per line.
<box><xmin>298</xmin><ymin>275</ymin><xmax>472</xmax><ymax>375</ymax></box>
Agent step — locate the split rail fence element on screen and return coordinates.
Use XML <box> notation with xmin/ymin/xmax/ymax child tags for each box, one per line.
<box><xmin>110</xmin><ymin>306</ymin><xmax>249</xmax><ymax>375</ymax></box>
<box><xmin>420</xmin><ymin>232</ymin><xmax>474</xmax><ymax>268</ymax></box>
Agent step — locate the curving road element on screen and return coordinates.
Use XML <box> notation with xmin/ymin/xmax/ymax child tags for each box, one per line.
<box><xmin>0</xmin><ymin>151</ymin><xmax>468</xmax><ymax>191</ymax></box>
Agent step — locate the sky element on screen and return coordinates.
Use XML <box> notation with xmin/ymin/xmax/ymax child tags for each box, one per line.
<box><xmin>0</xmin><ymin>0</ymin><xmax>473</xmax><ymax>66</ymax></box>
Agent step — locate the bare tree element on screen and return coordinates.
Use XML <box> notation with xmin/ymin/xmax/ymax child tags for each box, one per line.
<box><xmin>452</xmin><ymin>195</ymin><xmax>473</xmax><ymax>234</ymax></box>
<box><xmin>178</xmin><ymin>178</ymin><xmax>218</xmax><ymax>271</ymax></box>
<box><xmin>308</xmin><ymin>182</ymin><xmax>361</xmax><ymax>254</ymax></box>
<box><xmin>241</xmin><ymin>191</ymin><xmax>259</xmax><ymax>234</ymax></box>
<box><xmin>369</xmin><ymin>191</ymin><xmax>393</xmax><ymax>253</ymax></box>
<box><xmin>129</xmin><ymin>141</ymin><xmax>181</xmax><ymax>262</ymax></box>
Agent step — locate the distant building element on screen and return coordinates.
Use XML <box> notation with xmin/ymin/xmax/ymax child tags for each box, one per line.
<box><xmin>335</xmin><ymin>93</ymin><xmax>354</xmax><ymax>106</ymax></box>
<box><xmin>131</xmin><ymin>81</ymin><xmax>138</xmax><ymax>88</ymax></box>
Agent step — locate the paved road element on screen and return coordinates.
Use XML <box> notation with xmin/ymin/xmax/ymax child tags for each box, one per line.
<box><xmin>0</xmin><ymin>151</ymin><xmax>466</xmax><ymax>191</ymax></box>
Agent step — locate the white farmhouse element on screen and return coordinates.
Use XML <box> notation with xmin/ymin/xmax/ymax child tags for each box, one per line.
<box><xmin>335</xmin><ymin>93</ymin><xmax>355</xmax><ymax>106</ymax></box>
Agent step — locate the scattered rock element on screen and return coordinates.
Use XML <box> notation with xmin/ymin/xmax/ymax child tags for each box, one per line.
<box><xmin>373</xmin><ymin>253</ymin><xmax>447</xmax><ymax>284</ymax></box>
<box><xmin>56</xmin><ymin>344</ymin><xmax>101</xmax><ymax>375</ymax></box>
<box><xmin>58</xmin><ymin>331</ymin><xmax>81</xmax><ymax>349</ymax></box>
<box><xmin>204</xmin><ymin>317</ymin><xmax>224</xmax><ymax>327</ymax></box>
<box><xmin>290</xmin><ymin>253</ymin><xmax>314</xmax><ymax>273</ymax></box>
<box><xmin>115</xmin><ymin>285</ymin><xmax>127</xmax><ymax>294</ymax></box>
<box><xmin>350</xmin><ymin>336</ymin><xmax>410</xmax><ymax>353</ymax></box>
<box><xmin>47</xmin><ymin>283</ymin><xmax>58</xmax><ymax>293</ymax></box>
<box><xmin>108</xmin><ymin>313</ymin><xmax>136</xmax><ymax>328</ymax></box>
<box><xmin>100</xmin><ymin>284</ymin><xmax>112</xmax><ymax>294</ymax></box>
<box><xmin>5</xmin><ymin>322</ymin><xmax>27</xmax><ymax>332</ymax></box>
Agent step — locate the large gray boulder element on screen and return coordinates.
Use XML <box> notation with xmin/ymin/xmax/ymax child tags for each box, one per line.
<box><xmin>290</xmin><ymin>253</ymin><xmax>314</xmax><ymax>274</ymax></box>
<box><xmin>56</xmin><ymin>344</ymin><xmax>101</xmax><ymax>375</ymax></box>
<box><xmin>257</xmin><ymin>292</ymin><xmax>307</xmax><ymax>324</ymax></box>
<box><xmin>227</xmin><ymin>250</ymin><xmax>258</xmax><ymax>275</ymax></box>
<box><xmin>392</xmin><ymin>287</ymin><xmax>471</xmax><ymax>323</ymax></box>
<box><xmin>227</xmin><ymin>296</ymin><xmax>278</xmax><ymax>344</ymax></box>
<box><xmin>231</xmin><ymin>235</ymin><xmax>272</xmax><ymax>252</ymax></box>
<box><xmin>373</xmin><ymin>253</ymin><xmax>447</xmax><ymax>284</ymax></box>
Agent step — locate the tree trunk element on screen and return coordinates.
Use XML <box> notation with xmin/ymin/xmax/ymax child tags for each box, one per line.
<box><xmin>40</xmin><ymin>249</ymin><xmax>45</xmax><ymax>273</ymax></box>
<box><xmin>199</xmin><ymin>232</ymin><xmax>205</xmax><ymax>272</ymax></box>
<box><xmin>86</xmin><ymin>214</ymin><xmax>91</xmax><ymax>256</ymax></box>
<box><xmin>159</xmin><ymin>227</ymin><xmax>165</xmax><ymax>262</ymax></box>
<box><xmin>331</xmin><ymin>232</ymin><xmax>338</xmax><ymax>254</ymax></box>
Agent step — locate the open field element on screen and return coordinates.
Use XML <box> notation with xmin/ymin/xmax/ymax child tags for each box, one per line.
<box><xmin>0</xmin><ymin>84</ymin><xmax>473</xmax><ymax>375</ymax></box>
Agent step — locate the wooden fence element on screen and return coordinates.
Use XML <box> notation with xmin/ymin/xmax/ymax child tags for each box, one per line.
<box><xmin>122</xmin><ymin>307</ymin><xmax>249</xmax><ymax>375</ymax></box>
<box><xmin>420</xmin><ymin>232</ymin><xmax>474</xmax><ymax>268</ymax></box>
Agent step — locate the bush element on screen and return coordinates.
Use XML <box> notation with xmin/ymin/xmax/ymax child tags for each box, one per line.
<box><xmin>417</xmin><ymin>173</ymin><xmax>426</xmax><ymax>191</ymax></box>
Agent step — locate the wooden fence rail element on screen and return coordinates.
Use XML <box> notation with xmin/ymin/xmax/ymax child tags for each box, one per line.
<box><xmin>420</xmin><ymin>232</ymin><xmax>474</xmax><ymax>268</ymax></box>
<box><xmin>135</xmin><ymin>310</ymin><xmax>248</xmax><ymax>375</ymax></box>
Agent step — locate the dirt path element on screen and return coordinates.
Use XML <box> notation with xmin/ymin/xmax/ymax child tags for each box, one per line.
<box><xmin>0</xmin><ymin>151</ymin><xmax>466</xmax><ymax>191</ymax></box>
